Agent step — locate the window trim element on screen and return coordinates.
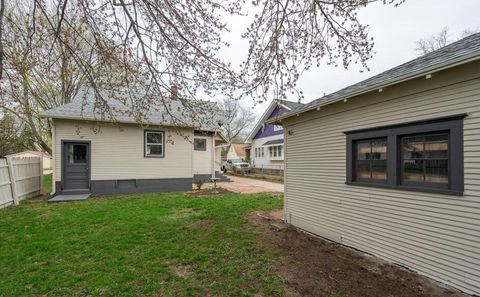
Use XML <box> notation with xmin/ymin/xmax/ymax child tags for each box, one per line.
<box><xmin>353</xmin><ymin>137</ymin><xmax>388</xmax><ymax>185</ymax></box>
<box><xmin>194</xmin><ymin>138</ymin><xmax>207</xmax><ymax>151</ymax></box>
<box><xmin>144</xmin><ymin>130</ymin><xmax>165</xmax><ymax>158</ymax></box>
<box><xmin>346</xmin><ymin>116</ymin><xmax>464</xmax><ymax>196</ymax></box>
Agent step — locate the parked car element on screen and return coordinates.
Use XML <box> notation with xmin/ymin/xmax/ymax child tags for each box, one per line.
<box><xmin>222</xmin><ymin>159</ymin><xmax>251</xmax><ymax>174</ymax></box>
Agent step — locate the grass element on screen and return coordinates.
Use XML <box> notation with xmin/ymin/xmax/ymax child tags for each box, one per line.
<box><xmin>42</xmin><ymin>173</ymin><xmax>52</xmax><ymax>194</ymax></box>
<box><xmin>0</xmin><ymin>192</ymin><xmax>283</xmax><ymax>296</ymax></box>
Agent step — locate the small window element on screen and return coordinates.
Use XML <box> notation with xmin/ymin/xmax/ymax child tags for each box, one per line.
<box><xmin>261</xmin><ymin>147</ymin><xmax>264</xmax><ymax>157</ymax></box>
<box><xmin>194</xmin><ymin>138</ymin><xmax>207</xmax><ymax>151</ymax></box>
<box><xmin>273</xmin><ymin>125</ymin><xmax>283</xmax><ymax>131</ymax></box>
<box><xmin>145</xmin><ymin>130</ymin><xmax>164</xmax><ymax>157</ymax></box>
<box><xmin>354</xmin><ymin>138</ymin><xmax>387</xmax><ymax>181</ymax></box>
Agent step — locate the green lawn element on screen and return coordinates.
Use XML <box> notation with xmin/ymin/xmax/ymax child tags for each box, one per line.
<box><xmin>42</xmin><ymin>173</ymin><xmax>52</xmax><ymax>194</ymax></box>
<box><xmin>0</xmin><ymin>192</ymin><xmax>283</xmax><ymax>296</ymax></box>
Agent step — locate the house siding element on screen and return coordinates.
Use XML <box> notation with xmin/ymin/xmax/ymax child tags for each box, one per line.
<box><xmin>54</xmin><ymin>120</ymin><xmax>194</xmax><ymax>181</ymax></box>
<box><xmin>193</xmin><ymin>135</ymin><xmax>213</xmax><ymax>176</ymax></box>
<box><xmin>282</xmin><ymin>60</ymin><xmax>480</xmax><ymax>295</ymax></box>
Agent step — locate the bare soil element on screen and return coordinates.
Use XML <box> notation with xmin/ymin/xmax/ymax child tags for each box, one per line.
<box><xmin>188</xmin><ymin>188</ymin><xmax>234</xmax><ymax>196</ymax></box>
<box><xmin>249</xmin><ymin>210</ymin><xmax>468</xmax><ymax>297</ymax></box>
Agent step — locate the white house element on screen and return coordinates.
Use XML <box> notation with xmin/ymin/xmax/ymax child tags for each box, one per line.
<box><xmin>41</xmin><ymin>88</ymin><xmax>226</xmax><ymax>195</ymax></box>
<box><xmin>268</xmin><ymin>33</ymin><xmax>480</xmax><ymax>295</ymax></box>
<box><xmin>245</xmin><ymin>99</ymin><xmax>303</xmax><ymax>175</ymax></box>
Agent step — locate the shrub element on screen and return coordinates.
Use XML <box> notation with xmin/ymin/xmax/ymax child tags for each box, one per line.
<box><xmin>194</xmin><ymin>179</ymin><xmax>204</xmax><ymax>190</ymax></box>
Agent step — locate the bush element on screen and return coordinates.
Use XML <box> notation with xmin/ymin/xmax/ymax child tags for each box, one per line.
<box><xmin>193</xmin><ymin>179</ymin><xmax>204</xmax><ymax>190</ymax></box>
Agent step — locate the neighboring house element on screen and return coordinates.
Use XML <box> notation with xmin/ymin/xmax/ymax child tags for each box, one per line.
<box><xmin>245</xmin><ymin>99</ymin><xmax>303</xmax><ymax>175</ymax></box>
<box><xmin>268</xmin><ymin>33</ymin><xmax>480</xmax><ymax>295</ymax></box>
<box><xmin>7</xmin><ymin>151</ymin><xmax>52</xmax><ymax>170</ymax></box>
<box><xmin>41</xmin><ymin>88</ymin><xmax>226</xmax><ymax>195</ymax></box>
<box><xmin>226</xmin><ymin>143</ymin><xmax>247</xmax><ymax>160</ymax></box>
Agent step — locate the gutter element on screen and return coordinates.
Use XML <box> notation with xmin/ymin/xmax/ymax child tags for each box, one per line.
<box><xmin>267</xmin><ymin>51</ymin><xmax>480</xmax><ymax>124</ymax></box>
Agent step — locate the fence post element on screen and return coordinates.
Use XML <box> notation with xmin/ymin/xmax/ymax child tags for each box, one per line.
<box><xmin>6</xmin><ymin>157</ymin><xmax>19</xmax><ymax>205</ymax></box>
<box><xmin>39</xmin><ymin>157</ymin><xmax>44</xmax><ymax>194</ymax></box>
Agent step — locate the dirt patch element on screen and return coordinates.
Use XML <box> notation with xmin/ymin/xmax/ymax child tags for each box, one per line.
<box><xmin>188</xmin><ymin>188</ymin><xmax>234</xmax><ymax>196</ymax></box>
<box><xmin>250</xmin><ymin>210</ymin><xmax>467</xmax><ymax>297</ymax></box>
<box><xmin>189</xmin><ymin>220</ymin><xmax>213</xmax><ymax>230</ymax></box>
<box><xmin>28</xmin><ymin>194</ymin><xmax>51</xmax><ymax>201</ymax></box>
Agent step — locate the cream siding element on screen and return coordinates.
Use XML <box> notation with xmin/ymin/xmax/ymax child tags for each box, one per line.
<box><xmin>193</xmin><ymin>135</ymin><xmax>212</xmax><ymax>175</ymax></box>
<box><xmin>282</xmin><ymin>60</ymin><xmax>480</xmax><ymax>295</ymax></box>
<box><xmin>54</xmin><ymin>120</ymin><xmax>193</xmax><ymax>181</ymax></box>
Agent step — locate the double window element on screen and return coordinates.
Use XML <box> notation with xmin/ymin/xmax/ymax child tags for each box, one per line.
<box><xmin>255</xmin><ymin>147</ymin><xmax>265</xmax><ymax>158</ymax></box>
<box><xmin>144</xmin><ymin>130</ymin><xmax>164</xmax><ymax>157</ymax></box>
<box><xmin>347</xmin><ymin>117</ymin><xmax>464</xmax><ymax>195</ymax></box>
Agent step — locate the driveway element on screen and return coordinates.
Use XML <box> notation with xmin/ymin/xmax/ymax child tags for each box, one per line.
<box><xmin>220</xmin><ymin>176</ymin><xmax>284</xmax><ymax>193</ymax></box>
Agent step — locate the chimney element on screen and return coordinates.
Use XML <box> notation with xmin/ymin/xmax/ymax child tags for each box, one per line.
<box><xmin>170</xmin><ymin>85</ymin><xmax>178</xmax><ymax>99</ymax></box>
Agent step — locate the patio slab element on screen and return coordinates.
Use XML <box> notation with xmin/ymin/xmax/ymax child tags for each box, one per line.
<box><xmin>48</xmin><ymin>194</ymin><xmax>91</xmax><ymax>202</ymax></box>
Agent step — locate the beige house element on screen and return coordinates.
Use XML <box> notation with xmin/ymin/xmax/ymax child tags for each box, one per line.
<box><xmin>42</xmin><ymin>89</ymin><xmax>226</xmax><ymax>195</ymax></box>
<box><xmin>269</xmin><ymin>33</ymin><xmax>480</xmax><ymax>295</ymax></box>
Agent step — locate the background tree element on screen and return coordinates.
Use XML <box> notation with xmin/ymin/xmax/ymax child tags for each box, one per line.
<box><xmin>219</xmin><ymin>98</ymin><xmax>256</xmax><ymax>143</ymax></box>
<box><xmin>0</xmin><ymin>0</ymin><xmax>404</xmax><ymax>130</ymax></box>
<box><xmin>0</xmin><ymin>5</ymin><xmax>127</xmax><ymax>154</ymax></box>
<box><xmin>0</xmin><ymin>112</ymin><xmax>36</xmax><ymax>157</ymax></box>
<box><xmin>415</xmin><ymin>27</ymin><xmax>478</xmax><ymax>55</ymax></box>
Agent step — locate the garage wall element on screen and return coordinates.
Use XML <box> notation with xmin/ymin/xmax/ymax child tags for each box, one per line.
<box><xmin>54</xmin><ymin>120</ymin><xmax>193</xmax><ymax>181</ymax></box>
<box><xmin>282</xmin><ymin>60</ymin><xmax>480</xmax><ymax>294</ymax></box>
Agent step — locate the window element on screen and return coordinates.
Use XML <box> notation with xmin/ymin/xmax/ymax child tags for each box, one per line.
<box><xmin>144</xmin><ymin>130</ymin><xmax>164</xmax><ymax>157</ymax></box>
<box><xmin>261</xmin><ymin>147</ymin><xmax>264</xmax><ymax>157</ymax></box>
<box><xmin>401</xmin><ymin>133</ymin><xmax>448</xmax><ymax>185</ymax></box>
<box><xmin>67</xmin><ymin>144</ymin><xmax>87</xmax><ymax>164</ymax></box>
<box><xmin>354</xmin><ymin>138</ymin><xmax>387</xmax><ymax>181</ymax></box>
<box><xmin>194</xmin><ymin>138</ymin><xmax>207</xmax><ymax>151</ymax></box>
<box><xmin>268</xmin><ymin>145</ymin><xmax>283</xmax><ymax>158</ymax></box>
<box><xmin>346</xmin><ymin>116</ymin><xmax>464</xmax><ymax>195</ymax></box>
<box><xmin>273</xmin><ymin>125</ymin><xmax>283</xmax><ymax>131</ymax></box>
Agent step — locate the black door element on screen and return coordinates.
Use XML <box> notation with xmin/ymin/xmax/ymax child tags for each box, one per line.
<box><xmin>63</xmin><ymin>142</ymin><xmax>90</xmax><ymax>192</ymax></box>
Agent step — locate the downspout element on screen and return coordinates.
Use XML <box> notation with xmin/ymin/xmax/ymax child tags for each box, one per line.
<box><xmin>212</xmin><ymin>131</ymin><xmax>216</xmax><ymax>179</ymax></box>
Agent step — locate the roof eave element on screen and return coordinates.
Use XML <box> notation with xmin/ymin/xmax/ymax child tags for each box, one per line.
<box><xmin>269</xmin><ymin>51</ymin><xmax>480</xmax><ymax>123</ymax></box>
<box><xmin>43</xmin><ymin>114</ymin><xmax>220</xmax><ymax>132</ymax></box>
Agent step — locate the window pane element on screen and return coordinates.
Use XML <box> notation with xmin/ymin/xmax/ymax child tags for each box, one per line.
<box><xmin>371</xmin><ymin>160</ymin><xmax>387</xmax><ymax>180</ymax></box>
<box><xmin>147</xmin><ymin>132</ymin><xmax>163</xmax><ymax>144</ymax></box>
<box><xmin>371</xmin><ymin>140</ymin><xmax>387</xmax><ymax>160</ymax></box>
<box><xmin>194</xmin><ymin>138</ymin><xmax>206</xmax><ymax>151</ymax></box>
<box><xmin>356</xmin><ymin>160</ymin><xmax>371</xmax><ymax>179</ymax></box>
<box><xmin>68</xmin><ymin>144</ymin><xmax>87</xmax><ymax>164</ymax></box>
<box><xmin>402</xmin><ymin>136</ymin><xmax>425</xmax><ymax>159</ymax></box>
<box><xmin>357</xmin><ymin>141</ymin><xmax>371</xmax><ymax>160</ymax></box>
<box><xmin>424</xmin><ymin>134</ymin><xmax>448</xmax><ymax>159</ymax></box>
<box><xmin>147</xmin><ymin>145</ymin><xmax>163</xmax><ymax>156</ymax></box>
<box><xmin>403</xmin><ymin>159</ymin><xmax>424</xmax><ymax>181</ymax></box>
<box><xmin>425</xmin><ymin>159</ymin><xmax>448</xmax><ymax>183</ymax></box>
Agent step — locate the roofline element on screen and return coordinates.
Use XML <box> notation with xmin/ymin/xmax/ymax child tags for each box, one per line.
<box><xmin>244</xmin><ymin>100</ymin><xmax>279</xmax><ymax>143</ymax></box>
<box><xmin>269</xmin><ymin>50</ymin><xmax>480</xmax><ymax>123</ymax></box>
<box><xmin>43</xmin><ymin>114</ymin><xmax>221</xmax><ymax>132</ymax></box>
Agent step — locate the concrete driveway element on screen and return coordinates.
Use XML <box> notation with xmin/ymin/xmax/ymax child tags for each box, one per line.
<box><xmin>220</xmin><ymin>176</ymin><xmax>284</xmax><ymax>193</ymax></box>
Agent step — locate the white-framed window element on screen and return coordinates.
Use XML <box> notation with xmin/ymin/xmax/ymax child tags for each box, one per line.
<box><xmin>145</xmin><ymin>130</ymin><xmax>164</xmax><ymax>157</ymax></box>
<box><xmin>273</xmin><ymin>125</ymin><xmax>283</xmax><ymax>131</ymax></box>
<box><xmin>261</xmin><ymin>147</ymin><xmax>264</xmax><ymax>157</ymax></box>
<box><xmin>268</xmin><ymin>145</ymin><xmax>283</xmax><ymax>158</ymax></box>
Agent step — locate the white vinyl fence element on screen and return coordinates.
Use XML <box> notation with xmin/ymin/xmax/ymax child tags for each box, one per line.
<box><xmin>0</xmin><ymin>156</ymin><xmax>43</xmax><ymax>208</ymax></box>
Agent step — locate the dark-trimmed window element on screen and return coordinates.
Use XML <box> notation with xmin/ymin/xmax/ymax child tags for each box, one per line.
<box><xmin>354</xmin><ymin>138</ymin><xmax>387</xmax><ymax>182</ymax></box>
<box><xmin>194</xmin><ymin>138</ymin><xmax>207</xmax><ymax>151</ymax></box>
<box><xmin>144</xmin><ymin>130</ymin><xmax>164</xmax><ymax>157</ymax></box>
<box><xmin>346</xmin><ymin>116</ymin><xmax>464</xmax><ymax>195</ymax></box>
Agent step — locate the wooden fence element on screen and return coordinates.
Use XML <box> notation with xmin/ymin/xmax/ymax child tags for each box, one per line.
<box><xmin>0</xmin><ymin>156</ymin><xmax>43</xmax><ymax>208</ymax></box>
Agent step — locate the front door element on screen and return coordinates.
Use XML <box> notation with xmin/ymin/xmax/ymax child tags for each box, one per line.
<box><xmin>63</xmin><ymin>142</ymin><xmax>90</xmax><ymax>192</ymax></box>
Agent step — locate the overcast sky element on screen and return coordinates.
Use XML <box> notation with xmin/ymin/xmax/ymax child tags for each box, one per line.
<box><xmin>219</xmin><ymin>0</ymin><xmax>480</xmax><ymax>117</ymax></box>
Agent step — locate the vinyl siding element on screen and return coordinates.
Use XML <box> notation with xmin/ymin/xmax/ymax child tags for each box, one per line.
<box><xmin>193</xmin><ymin>135</ymin><xmax>212</xmax><ymax>175</ymax></box>
<box><xmin>54</xmin><ymin>120</ymin><xmax>194</xmax><ymax>181</ymax></box>
<box><xmin>251</xmin><ymin>134</ymin><xmax>285</xmax><ymax>170</ymax></box>
<box><xmin>282</xmin><ymin>60</ymin><xmax>480</xmax><ymax>295</ymax></box>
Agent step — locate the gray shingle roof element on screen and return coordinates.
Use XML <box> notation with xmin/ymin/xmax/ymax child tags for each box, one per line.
<box><xmin>41</xmin><ymin>88</ymin><xmax>225</xmax><ymax>131</ymax></box>
<box><xmin>262</xmin><ymin>139</ymin><xmax>284</xmax><ymax>146</ymax></box>
<box><xmin>278</xmin><ymin>32</ymin><xmax>480</xmax><ymax>119</ymax></box>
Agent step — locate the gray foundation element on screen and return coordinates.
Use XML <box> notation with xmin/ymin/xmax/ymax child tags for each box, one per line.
<box><xmin>55</xmin><ymin>178</ymin><xmax>193</xmax><ymax>196</ymax></box>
